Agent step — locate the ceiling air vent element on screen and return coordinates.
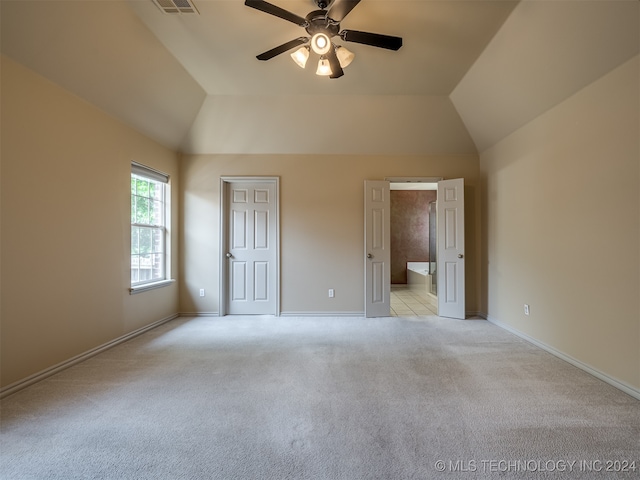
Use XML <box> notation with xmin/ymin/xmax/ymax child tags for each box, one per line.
<box><xmin>152</xmin><ymin>0</ymin><xmax>199</xmax><ymax>14</ymax></box>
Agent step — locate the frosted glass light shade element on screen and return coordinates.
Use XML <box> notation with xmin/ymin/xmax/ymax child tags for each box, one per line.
<box><xmin>336</xmin><ymin>46</ymin><xmax>355</xmax><ymax>68</ymax></box>
<box><xmin>290</xmin><ymin>46</ymin><xmax>310</xmax><ymax>68</ymax></box>
<box><xmin>316</xmin><ymin>58</ymin><xmax>332</xmax><ymax>76</ymax></box>
<box><xmin>311</xmin><ymin>33</ymin><xmax>331</xmax><ymax>55</ymax></box>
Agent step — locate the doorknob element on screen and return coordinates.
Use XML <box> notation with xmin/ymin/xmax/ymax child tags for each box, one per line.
<box><xmin>458</xmin><ymin>254</ymin><xmax>464</xmax><ymax>259</ymax></box>
<box><xmin>226</xmin><ymin>252</ymin><xmax>233</xmax><ymax>258</ymax></box>
<box><xmin>367</xmin><ymin>253</ymin><xmax>373</xmax><ymax>259</ymax></box>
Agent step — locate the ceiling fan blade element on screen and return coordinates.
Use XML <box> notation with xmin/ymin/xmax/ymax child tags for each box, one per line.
<box><xmin>244</xmin><ymin>0</ymin><xmax>307</xmax><ymax>27</ymax></box>
<box><xmin>327</xmin><ymin>0</ymin><xmax>361</xmax><ymax>22</ymax></box>
<box><xmin>256</xmin><ymin>37</ymin><xmax>309</xmax><ymax>61</ymax></box>
<box><xmin>341</xmin><ymin>30</ymin><xmax>403</xmax><ymax>50</ymax></box>
<box><xmin>327</xmin><ymin>44</ymin><xmax>344</xmax><ymax>79</ymax></box>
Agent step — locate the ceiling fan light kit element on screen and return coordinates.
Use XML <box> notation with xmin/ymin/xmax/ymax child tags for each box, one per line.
<box><xmin>244</xmin><ymin>0</ymin><xmax>402</xmax><ymax>79</ymax></box>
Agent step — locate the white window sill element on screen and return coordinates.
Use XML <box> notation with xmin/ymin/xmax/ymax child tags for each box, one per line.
<box><xmin>129</xmin><ymin>279</ymin><xmax>175</xmax><ymax>295</ymax></box>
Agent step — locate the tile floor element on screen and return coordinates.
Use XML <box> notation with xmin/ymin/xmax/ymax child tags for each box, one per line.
<box><xmin>390</xmin><ymin>284</ymin><xmax>438</xmax><ymax>317</ymax></box>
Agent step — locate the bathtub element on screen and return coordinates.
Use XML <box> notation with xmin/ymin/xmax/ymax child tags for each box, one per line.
<box><xmin>407</xmin><ymin>262</ymin><xmax>437</xmax><ymax>303</ymax></box>
<box><xmin>407</xmin><ymin>262</ymin><xmax>430</xmax><ymax>275</ymax></box>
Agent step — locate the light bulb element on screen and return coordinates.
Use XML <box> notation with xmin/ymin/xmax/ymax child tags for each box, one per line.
<box><xmin>311</xmin><ymin>33</ymin><xmax>331</xmax><ymax>55</ymax></box>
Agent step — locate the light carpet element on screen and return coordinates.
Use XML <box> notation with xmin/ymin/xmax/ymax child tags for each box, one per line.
<box><xmin>1</xmin><ymin>315</ymin><xmax>638</xmax><ymax>479</ymax></box>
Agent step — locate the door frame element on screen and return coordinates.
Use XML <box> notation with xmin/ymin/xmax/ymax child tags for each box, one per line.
<box><xmin>219</xmin><ymin>176</ymin><xmax>280</xmax><ymax>316</ymax></box>
<box><xmin>379</xmin><ymin>176</ymin><xmax>467</xmax><ymax>319</ymax></box>
<box><xmin>364</xmin><ymin>177</ymin><xmax>443</xmax><ymax>317</ymax></box>
<box><xmin>385</xmin><ymin>177</ymin><xmax>442</xmax><ymax>316</ymax></box>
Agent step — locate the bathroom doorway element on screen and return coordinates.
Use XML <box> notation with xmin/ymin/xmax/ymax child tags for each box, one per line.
<box><xmin>388</xmin><ymin>178</ymin><xmax>440</xmax><ymax>316</ymax></box>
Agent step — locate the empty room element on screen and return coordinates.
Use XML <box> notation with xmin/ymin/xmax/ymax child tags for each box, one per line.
<box><xmin>1</xmin><ymin>0</ymin><xmax>638</xmax><ymax>478</ymax></box>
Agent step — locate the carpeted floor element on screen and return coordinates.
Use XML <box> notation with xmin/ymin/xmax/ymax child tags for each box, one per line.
<box><xmin>1</xmin><ymin>315</ymin><xmax>638</xmax><ymax>479</ymax></box>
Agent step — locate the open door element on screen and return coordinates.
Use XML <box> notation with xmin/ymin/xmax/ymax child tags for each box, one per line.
<box><xmin>437</xmin><ymin>178</ymin><xmax>465</xmax><ymax>319</ymax></box>
<box><xmin>364</xmin><ymin>180</ymin><xmax>390</xmax><ymax>317</ymax></box>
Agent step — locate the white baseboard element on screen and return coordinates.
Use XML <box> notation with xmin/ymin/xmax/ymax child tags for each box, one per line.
<box><xmin>486</xmin><ymin>314</ymin><xmax>640</xmax><ymax>401</ymax></box>
<box><xmin>179</xmin><ymin>312</ymin><xmax>364</xmax><ymax>318</ymax></box>
<box><xmin>280</xmin><ymin>311</ymin><xmax>365</xmax><ymax>317</ymax></box>
<box><xmin>0</xmin><ymin>313</ymin><xmax>179</xmax><ymax>399</ymax></box>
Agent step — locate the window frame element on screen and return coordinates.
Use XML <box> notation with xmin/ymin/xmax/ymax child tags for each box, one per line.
<box><xmin>129</xmin><ymin>163</ymin><xmax>173</xmax><ymax>294</ymax></box>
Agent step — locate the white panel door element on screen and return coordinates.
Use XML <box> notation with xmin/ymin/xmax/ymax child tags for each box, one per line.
<box><xmin>364</xmin><ymin>180</ymin><xmax>390</xmax><ymax>317</ymax></box>
<box><xmin>437</xmin><ymin>178</ymin><xmax>465</xmax><ymax>319</ymax></box>
<box><xmin>226</xmin><ymin>181</ymin><xmax>277</xmax><ymax>315</ymax></box>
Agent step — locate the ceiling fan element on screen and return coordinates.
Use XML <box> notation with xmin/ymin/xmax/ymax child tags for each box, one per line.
<box><xmin>244</xmin><ymin>0</ymin><xmax>403</xmax><ymax>79</ymax></box>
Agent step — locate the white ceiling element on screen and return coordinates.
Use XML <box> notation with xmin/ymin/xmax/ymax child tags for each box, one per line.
<box><xmin>2</xmin><ymin>0</ymin><xmax>638</xmax><ymax>155</ymax></box>
<box><xmin>128</xmin><ymin>0</ymin><xmax>518</xmax><ymax>96</ymax></box>
<box><xmin>1</xmin><ymin>0</ymin><xmax>207</xmax><ymax>149</ymax></box>
<box><xmin>451</xmin><ymin>0</ymin><xmax>640</xmax><ymax>152</ymax></box>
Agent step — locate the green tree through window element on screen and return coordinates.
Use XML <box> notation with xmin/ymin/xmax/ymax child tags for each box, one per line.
<box><xmin>131</xmin><ymin>166</ymin><xmax>167</xmax><ymax>286</ymax></box>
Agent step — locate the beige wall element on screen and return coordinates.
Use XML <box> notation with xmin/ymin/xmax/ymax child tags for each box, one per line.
<box><xmin>179</xmin><ymin>154</ymin><xmax>481</xmax><ymax>316</ymax></box>
<box><xmin>1</xmin><ymin>55</ymin><xmax>180</xmax><ymax>388</ymax></box>
<box><xmin>480</xmin><ymin>56</ymin><xmax>640</xmax><ymax>391</ymax></box>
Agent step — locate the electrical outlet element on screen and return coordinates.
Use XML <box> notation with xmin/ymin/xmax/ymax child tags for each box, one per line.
<box><xmin>524</xmin><ymin>304</ymin><xmax>530</xmax><ymax>315</ymax></box>
<box><xmin>200</xmin><ymin>289</ymin><xmax>205</xmax><ymax>297</ymax></box>
<box><xmin>328</xmin><ymin>289</ymin><xmax>335</xmax><ymax>298</ymax></box>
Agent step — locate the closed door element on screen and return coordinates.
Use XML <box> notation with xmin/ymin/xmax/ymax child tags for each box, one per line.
<box><xmin>364</xmin><ymin>180</ymin><xmax>391</xmax><ymax>317</ymax></box>
<box><xmin>224</xmin><ymin>179</ymin><xmax>278</xmax><ymax>315</ymax></box>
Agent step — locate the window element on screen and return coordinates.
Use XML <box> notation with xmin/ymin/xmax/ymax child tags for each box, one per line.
<box><xmin>130</xmin><ymin>163</ymin><xmax>170</xmax><ymax>291</ymax></box>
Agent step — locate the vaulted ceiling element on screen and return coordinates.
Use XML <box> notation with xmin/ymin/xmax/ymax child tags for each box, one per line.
<box><xmin>2</xmin><ymin>0</ymin><xmax>638</xmax><ymax>154</ymax></box>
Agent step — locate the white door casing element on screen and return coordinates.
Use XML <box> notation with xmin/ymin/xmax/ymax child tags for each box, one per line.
<box><xmin>437</xmin><ymin>178</ymin><xmax>465</xmax><ymax>319</ymax></box>
<box><xmin>221</xmin><ymin>178</ymin><xmax>279</xmax><ymax>315</ymax></box>
<box><xmin>364</xmin><ymin>180</ymin><xmax>391</xmax><ymax>317</ymax></box>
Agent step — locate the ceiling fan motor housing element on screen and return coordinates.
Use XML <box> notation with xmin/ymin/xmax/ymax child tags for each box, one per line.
<box><xmin>305</xmin><ymin>10</ymin><xmax>340</xmax><ymax>38</ymax></box>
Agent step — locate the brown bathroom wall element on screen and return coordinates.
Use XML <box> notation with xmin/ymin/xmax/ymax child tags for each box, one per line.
<box><xmin>390</xmin><ymin>190</ymin><xmax>437</xmax><ymax>284</ymax></box>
